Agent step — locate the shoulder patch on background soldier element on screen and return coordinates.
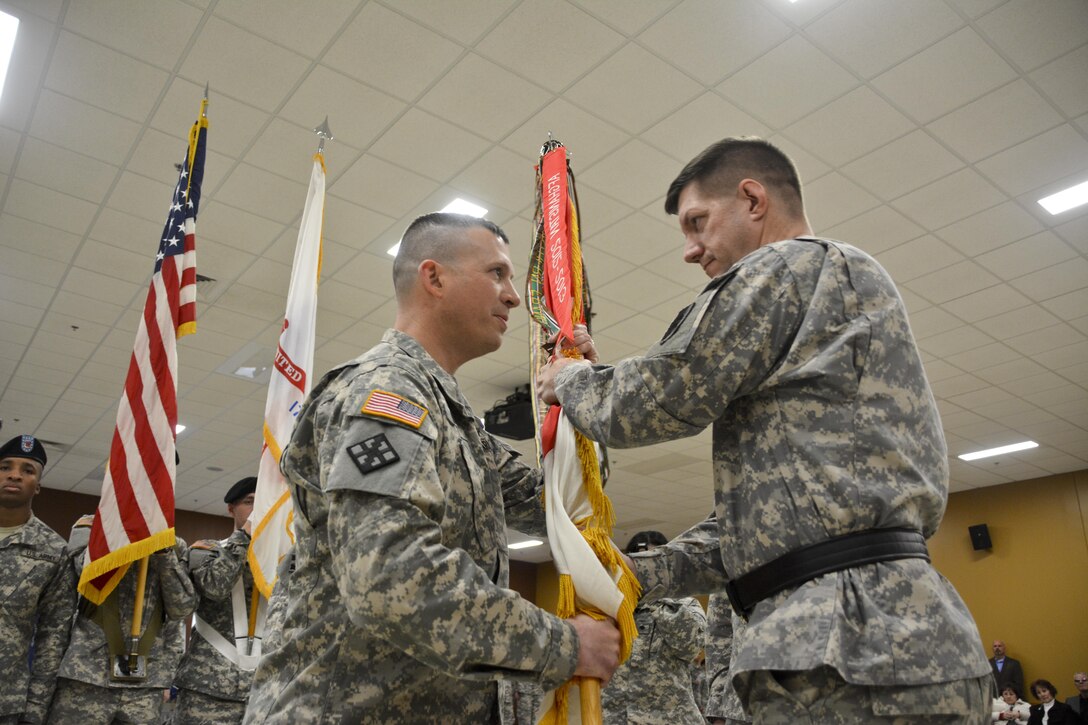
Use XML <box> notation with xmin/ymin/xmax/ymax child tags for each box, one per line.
<box><xmin>74</xmin><ymin>514</ymin><xmax>95</xmax><ymax>527</ymax></box>
<box><xmin>190</xmin><ymin>539</ymin><xmax>217</xmax><ymax>550</ymax></box>
<box><xmin>347</xmin><ymin>433</ymin><xmax>401</xmax><ymax>474</ymax></box>
<box><xmin>360</xmin><ymin>389</ymin><xmax>428</xmax><ymax>429</ymax></box>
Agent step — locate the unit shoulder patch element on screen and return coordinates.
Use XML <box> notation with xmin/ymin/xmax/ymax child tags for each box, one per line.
<box><xmin>74</xmin><ymin>514</ymin><xmax>95</xmax><ymax>528</ymax></box>
<box><xmin>347</xmin><ymin>433</ymin><xmax>401</xmax><ymax>475</ymax></box>
<box><xmin>360</xmin><ymin>389</ymin><xmax>428</xmax><ymax>429</ymax></box>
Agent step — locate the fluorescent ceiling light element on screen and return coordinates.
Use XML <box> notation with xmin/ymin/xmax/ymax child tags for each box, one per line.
<box><xmin>1038</xmin><ymin>180</ymin><xmax>1088</xmax><ymax>215</ymax></box>
<box><xmin>175</xmin><ymin>424</ymin><xmax>187</xmax><ymax>434</ymax></box>
<box><xmin>387</xmin><ymin>198</ymin><xmax>490</xmax><ymax>256</ymax></box>
<box><xmin>0</xmin><ymin>11</ymin><xmax>17</xmax><ymax>103</ymax></box>
<box><xmin>509</xmin><ymin>539</ymin><xmax>543</xmax><ymax>550</ymax></box>
<box><xmin>958</xmin><ymin>440</ymin><xmax>1037</xmax><ymax>461</ymax></box>
<box><xmin>441</xmin><ymin>198</ymin><xmax>487</xmax><ymax>217</ymax></box>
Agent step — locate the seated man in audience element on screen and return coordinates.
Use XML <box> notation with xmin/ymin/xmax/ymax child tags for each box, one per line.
<box><xmin>1065</xmin><ymin>672</ymin><xmax>1088</xmax><ymax>722</ymax></box>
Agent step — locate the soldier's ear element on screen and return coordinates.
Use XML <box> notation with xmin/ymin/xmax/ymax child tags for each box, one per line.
<box><xmin>419</xmin><ymin>259</ymin><xmax>446</xmax><ymax>298</ymax></box>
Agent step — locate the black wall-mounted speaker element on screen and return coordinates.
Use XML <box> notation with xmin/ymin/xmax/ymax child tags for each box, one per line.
<box><xmin>968</xmin><ymin>524</ymin><xmax>992</xmax><ymax>551</ymax></box>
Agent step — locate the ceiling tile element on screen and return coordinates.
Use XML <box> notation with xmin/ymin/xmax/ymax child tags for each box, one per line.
<box><xmin>934</xmin><ymin>200</ymin><xmax>1043</xmax><ymax>257</ymax></box>
<box><xmin>280</xmin><ymin>65</ymin><xmax>406</xmax><ymax>152</ymax></box>
<box><xmin>565</xmin><ymin>43</ymin><xmax>702</xmax><ymax>135</ymax></box>
<box><xmin>63</xmin><ymin>0</ymin><xmax>202</xmax><ymax>67</ymax></box>
<box><xmin>322</xmin><ymin>3</ymin><xmax>463</xmax><ymax>102</ymax></box>
<box><xmin>872</xmin><ymin>27</ymin><xmax>1017</xmax><ymax>124</ymax></box>
<box><xmin>476</xmin><ymin>0</ymin><xmax>623</xmax><ymax>92</ymax></box>
<box><xmin>215</xmin><ymin>164</ymin><xmax>308</xmax><ymax>225</ymax></box>
<box><xmin>1006</xmin><ymin>324</ymin><xmax>1086</xmax><ymax>357</ymax></box>
<box><xmin>332</xmin><ymin>154</ymin><xmax>439</xmax><ymax>221</ymax></box>
<box><xmin>5</xmin><ymin>179</ymin><xmax>98</xmax><ymax>235</ymax></box>
<box><xmin>71</xmin><ymin>239</ymin><xmax>154</xmax><ymax>284</ymax></box>
<box><xmin>0</xmin><ymin>273</ymin><xmax>53</xmax><ymax>309</ymax></box>
<box><xmin>975</xmin><ymin>231</ymin><xmax>1078</xmax><ymax>280</ymax></box>
<box><xmin>717</xmin><ymin>35</ymin><xmax>857</xmax><ymax>129</ymax></box>
<box><xmin>1010</xmin><ymin>257</ymin><xmax>1088</xmax><ymax>302</ymax></box>
<box><xmin>594</xmin><ymin>267</ymin><xmax>687</xmax><ymax>313</ymax></box>
<box><xmin>369</xmin><ymin>108</ymin><xmax>490</xmax><ymax>182</ymax></box>
<box><xmin>28</xmin><ymin>90</ymin><xmax>142</xmax><ymax>164</ymax></box>
<box><xmin>579</xmin><ymin>247</ymin><xmax>636</xmax><ymax>290</ymax></box>
<box><xmin>907</xmin><ymin>306</ymin><xmax>964</xmax><ymax>340</ymax></box>
<box><xmin>321</xmin><ymin>196</ymin><xmax>396</xmax><ymax>252</ymax></box>
<box><xmin>44</xmin><ymin>31</ymin><xmax>170</xmax><ymax>123</ymax></box>
<box><xmin>638</xmin><ymin>0</ymin><xmax>790</xmax><ymax>85</ymax></box>
<box><xmin>106</xmin><ymin>171</ymin><xmax>174</xmax><ymax>224</ymax></box>
<box><xmin>211</xmin><ymin>0</ymin><xmax>358</xmax><ymax>58</ymax></box>
<box><xmin>391</xmin><ymin>0</ymin><xmax>518</xmax><ymax>45</ymax></box>
<box><xmin>418</xmin><ymin>54</ymin><xmax>551</xmax><ymax>141</ymax></box>
<box><xmin>941</xmin><ymin>283</ymin><xmax>1031</xmax><ymax>323</ymax></box>
<box><xmin>926</xmin><ymin>80</ymin><xmax>1064</xmax><ymax>163</ymax></box>
<box><xmin>975</xmin><ymin>124</ymin><xmax>1088</xmax><ymax>197</ymax></box>
<box><xmin>0</xmin><ymin>233</ymin><xmax>73</xmax><ymax>285</ymax></box>
<box><xmin>590</xmin><ymin>211</ymin><xmax>677</xmax><ymax>267</ymax></box>
<box><xmin>15</xmin><ymin>137</ymin><xmax>117</xmax><ymax>204</ymax></box>
<box><xmin>975</xmin><ymin>0</ymin><xmax>1088</xmax><ymax>71</ymax></box>
<box><xmin>197</xmin><ymin>201</ymin><xmax>285</xmax><ymax>254</ymax></box>
<box><xmin>974</xmin><ymin>304</ymin><xmax>1062</xmax><ymax>339</ymax></box>
<box><xmin>891</xmin><ymin>168</ymin><xmax>1004</xmax><ymax>231</ymax></box>
<box><xmin>1030</xmin><ymin>45</ymin><xmax>1088</xmax><ymax>119</ymax></box>
<box><xmin>1042</xmin><ymin>288</ymin><xmax>1088</xmax><ymax>321</ymax></box>
<box><xmin>876</xmin><ymin>235</ymin><xmax>965</xmax><ymax>284</ymax></box>
<box><xmin>450</xmin><ymin>146</ymin><xmax>537</xmax><ymax>215</ymax></box>
<box><xmin>127</xmin><ymin>127</ymin><xmax>232</xmax><ymax>197</ymax></box>
<box><xmin>822</xmin><ymin>206</ymin><xmax>924</xmax><ymax>255</ymax></box>
<box><xmin>501</xmin><ymin>98</ymin><xmax>629</xmax><ymax>168</ymax></box>
<box><xmin>906</xmin><ymin>260</ymin><xmax>1000</xmax><ymax>304</ymax></box>
<box><xmin>569</xmin><ymin>0</ymin><xmax>673</xmax><ymax>36</ymax></box>
<box><xmin>579</xmin><ymin>139</ymin><xmax>682</xmax><ymax>209</ymax></box>
<box><xmin>61</xmin><ymin>267</ymin><xmax>140</xmax><ymax>307</ymax></box>
<box><xmin>643</xmin><ymin>92</ymin><xmax>769</xmax><ymax>164</ymax></box>
<box><xmin>244</xmin><ymin>118</ymin><xmax>328</xmax><ymax>181</ymax></box>
<box><xmin>152</xmin><ymin>77</ymin><xmax>269</xmax><ymax>161</ymax></box>
<box><xmin>0</xmin><ymin>213</ymin><xmax>81</xmax><ymax>264</ymax></box>
<box><xmin>178</xmin><ymin>17</ymin><xmax>310</xmax><ymax>112</ymax></box>
<box><xmin>1054</xmin><ymin>213</ymin><xmax>1088</xmax><ymax>256</ymax></box>
<box><xmin>803</xmin><ymin>172</ymin><xmax>881</xmax><ymax>230</ymax></box>
<box><xmin>782</xmin><ymin>87</ymin><xmax>914</xmax><ymax>166</ymax></box>
<box><xmin>841</xmin><ymin>130</ymin><xmax>963</xmax><ymax>201</ymax></box>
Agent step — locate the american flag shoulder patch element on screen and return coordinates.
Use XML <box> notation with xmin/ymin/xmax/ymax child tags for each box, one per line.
<box><xmin>361</xmin><ymin>389</ymin><xmax>428</xmax><ymax>429</ymax></box>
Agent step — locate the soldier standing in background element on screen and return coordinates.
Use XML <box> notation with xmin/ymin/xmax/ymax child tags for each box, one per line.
<box><xmin>47</xmin><ymin>516</ymin><xmax>196</xmax><ymax>724</ymax></box>
<box><xmin>538</xmin><ymin>137</ymin><xmax>992</xmax><ymax>722</ymax></box>
<box><xmin>0</xmin><ymin>435</ymin><xmax>76</xmax><ymax>725</ymax></box>
<box><xmin>174</xmin><ymin>477</ymin><xmax>260</xmax><ymax>724</ymax></box>
<box><xmin>601</xmin><ymin>531</ymin><xmax>706</xmax><ymax>725</ymax></box>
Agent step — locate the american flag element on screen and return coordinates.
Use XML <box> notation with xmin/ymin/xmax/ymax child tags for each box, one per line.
<box><xmin>77</xmin><ymin>101</ymin><xmax>208</xmax><ymax>604</ymax></box>
<box><xmin>361</xmin><ymin>390</ymin><xmax>428</xmax><ymax>428</ymax></box>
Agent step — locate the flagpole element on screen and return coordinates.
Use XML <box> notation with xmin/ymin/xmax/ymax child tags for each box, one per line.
<box><xmin>246</xmin><ymin>116</ymin><xmax>333</xmax><ymax>643</ymax></box>
<box><xmin>127</xmin><ymin>556</ymin><xmax>150</xmax><ymax>670</ymax></box>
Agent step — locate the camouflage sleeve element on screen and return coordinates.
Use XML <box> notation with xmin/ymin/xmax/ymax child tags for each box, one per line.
<box><xmin>490</xmin><ymin>435</ymin><xmax>546</xmax><ymax>537</ymax></box>
<box><xmin>631</xmin><ymin>513</ymin><xmax>728</xmax><ymax>601</ymax></box>
<box><xmin>153</xmin><ymin>538</ymin><xmax>198</xmax><ymax>620</ymax></box>
<box><xmin>23</xmin><ymin>555</ymin><xmax>77</xmax><ymax>725</ymax></box>
<box><xmin>187</xmin><ymin>529</ymin><xmax>250</xmax><ymax>602</ymax></box>
<box><xmin>655</xmin><ymin>598</ymin><xmax>707</xmax><ymax>662</ymax></box>
<box><xmin>554</xmin><ymin>252</ymin><xmax>802</xmax><ymax>448</ymax></box>
<box><xmin>327</xmin><ymin>489</ymin><xmax>579</xmax><ymax>690</ymax></box>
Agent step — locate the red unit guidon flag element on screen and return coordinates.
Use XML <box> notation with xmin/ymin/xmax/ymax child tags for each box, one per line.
<box><xmin>361</xmin><ymin>390</ymin><xmax>428</xmax><ymax>429</ymax></box>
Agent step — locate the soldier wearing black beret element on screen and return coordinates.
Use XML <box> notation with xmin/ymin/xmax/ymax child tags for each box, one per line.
<box><xmin>0</xmin><ymin>435</ymin><xmax>77</xmax><ymax>724</ymax></box>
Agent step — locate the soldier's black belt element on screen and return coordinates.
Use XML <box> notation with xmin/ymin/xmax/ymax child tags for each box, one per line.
<box><xmin>724</xmin><ymin>528</ymin><xmax>929</xmax><ymax>621</ymax></box>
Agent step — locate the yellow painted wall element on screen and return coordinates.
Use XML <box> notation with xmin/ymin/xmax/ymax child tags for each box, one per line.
<box><xmin>929</xmin><ymin>468</ymin><xmax>1088</xmax><ymax>698</ymax></box>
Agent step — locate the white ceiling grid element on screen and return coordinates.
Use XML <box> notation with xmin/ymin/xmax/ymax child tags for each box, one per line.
<box><xmin>0</xmin><ymin>0</ymin><xmax>1085</xmax><ymax>556</ymax></box>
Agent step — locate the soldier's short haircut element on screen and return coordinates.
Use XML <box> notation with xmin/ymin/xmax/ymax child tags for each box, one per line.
<box><xmin>392</xmin><ymin>212</ymin><xmax>509</xmax><ymax>299</ymax></box>
<box><xmin>664</xmin><ymin>137</ymin><xmax>804</xmax><ymax>217</ymax></box>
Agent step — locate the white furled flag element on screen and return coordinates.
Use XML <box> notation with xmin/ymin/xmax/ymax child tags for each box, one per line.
<box><xmin>248</xmin><ymin>152</ymin><xmax>325</xmax><ymax>597</ymax></box>
<box><xmin>78</xmin><ymin>101</ymin><xmax>208</xmax><ymax>604</ymax></box>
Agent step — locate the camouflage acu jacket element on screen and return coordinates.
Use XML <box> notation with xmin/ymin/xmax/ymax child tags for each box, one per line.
<box><xmin>245</xmin><ymin>329</ymin><xmax>578</xmax><ymax>724</ymax></box>
<box><xmin>704</xmin><ymin>593</ymin><xmax>748</xmax><ymax>723</ymax></box>
<box><xmin>174</xmin><ymin>528</ymin><xmax>255</xmax><ymax>702</ymax></box>
<box><xmin>602</xmin><ymin>597</ymin><xmax>706</xmax><ymax>725</ymax></box>
<box><xmin>60</xmin><ymin>520</ymin><xmax>196</xmax><ymax>690</ymax></box>
<box><xmin>0</xmin><ymin>516</ymin><xmax>76</xmax><ymax>724</ymax></box>
<box><xmin>554</xmin><ymin>237</ymin><xmax>990</xmax><ymax>691</ymax></box>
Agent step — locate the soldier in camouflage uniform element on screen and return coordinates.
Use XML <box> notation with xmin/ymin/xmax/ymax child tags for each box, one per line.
<box><xmin>0</xmin><ymin>435</ymin><xmax>76</xmax><ymax>725</ymax></box>
<box><xmin>47</xmin><ymin>518</ymin><xmax>196</xmax><ymax>724</ymax></box>
<box><xmin>244</xmin><ymin>213</ymin><xmax>621</xmax><ymax>724</ymax></box>
<box><xmin>601</xmin><ymin>531</ymin><xmax>706</xmax><ymax>725</ymax></box>
<box><xmin>705</xmin><ymin>592</ymin><xmax>749</xmax><ymax>725</ymax></box>
<box><xmin>538</xmin><ymin>137</ymin><xmax>992</xmax><ymax>723</ymax></box>
<box><xmin>174</xmin><ymin>477</ymin><xmax>259</xmax><ymax>724</ymax></box>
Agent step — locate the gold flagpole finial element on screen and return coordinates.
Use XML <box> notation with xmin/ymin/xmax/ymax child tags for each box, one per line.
<box><xmin>202</xmin><ymin>83</ymin><xmax>209</xmax><ymax>117</ymax></box>
<box><xmin>314</xmin><ymin>117</ymin><xmax>334</xmax><ymax>154</ymax></box>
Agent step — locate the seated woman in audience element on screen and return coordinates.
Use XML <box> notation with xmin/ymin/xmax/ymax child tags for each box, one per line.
<box><xmin>993</xmin><ymin>685</ymin><xmax>1031</xmax><ymax>724</ymax></box>
<box><xmin>1028</xmin><ymin>679</ymin><xmax>1078</xmax><ymax>725</ymax></box>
